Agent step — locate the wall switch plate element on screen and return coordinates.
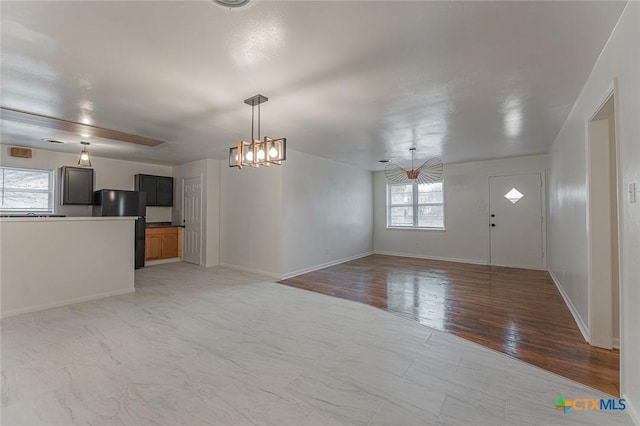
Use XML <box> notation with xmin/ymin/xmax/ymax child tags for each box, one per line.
<box><xmin>630</xmin><ymin>183</ymin><xmax>637</xmax><ymax>204</ymax></box>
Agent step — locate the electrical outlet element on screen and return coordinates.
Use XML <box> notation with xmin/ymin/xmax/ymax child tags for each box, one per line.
<box><xmin>630</xmin><ymin>183</ymin><xmax>637</xmax><ymax>204</ymax></box>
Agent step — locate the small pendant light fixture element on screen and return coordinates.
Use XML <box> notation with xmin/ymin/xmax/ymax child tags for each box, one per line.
<box><xmin>229</xmin><ymin>94</ymin><xmax>286</xmax><ymax>169</ymax></box>
<box><xmin>77</xmin><ymin>141</ymin><xmax>92</xmax><ymax>167</ymax></box>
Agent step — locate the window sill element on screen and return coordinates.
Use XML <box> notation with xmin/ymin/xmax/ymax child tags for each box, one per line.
<box><xmin>386</xmin><ymin>226</ymin><xmax>445</xmax><ymax>231</ymax></box>
<box><xmin>0</xmin><ymin>212</ymin><xmax>54</xmax><ymax>216</ymax></box>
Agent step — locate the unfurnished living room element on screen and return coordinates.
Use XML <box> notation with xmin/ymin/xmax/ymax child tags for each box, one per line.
<box><xmin>0</xmin><ymin>1</ymin><xmax>639</xmax><ymax>425</ymax></box>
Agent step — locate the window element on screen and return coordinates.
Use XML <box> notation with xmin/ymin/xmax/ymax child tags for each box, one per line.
<box><xmin>0</xmin><ymin>167</ymin><xmax>54</xmax><ymax>213</ymax></box>
<box><xmin>387</xmin><ymin>181</ymin><xmax>444</xmax><ymax>229</ymax></box>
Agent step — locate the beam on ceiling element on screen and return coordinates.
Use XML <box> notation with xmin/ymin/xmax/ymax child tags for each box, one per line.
<box><xmin>0</xmin><ymin>106</ymin><xmax>164</xmax><ymax>147</ymax></box>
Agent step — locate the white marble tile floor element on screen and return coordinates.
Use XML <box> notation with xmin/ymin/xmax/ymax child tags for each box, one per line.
<box><xmin>1</xmin><ymin>263</ymin><xmax>633</xmax><ymax>425</ymax></box>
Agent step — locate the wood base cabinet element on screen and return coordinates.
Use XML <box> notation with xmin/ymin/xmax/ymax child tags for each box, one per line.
<box><xmin>145</xmin><ymin>234</ymin><xmax>162</xmax><ymax>261</ymax></box>
<box><xmin>145</xmin><ymin>227</ymin><xmax>180</xmax><ymax>262</ymax></box>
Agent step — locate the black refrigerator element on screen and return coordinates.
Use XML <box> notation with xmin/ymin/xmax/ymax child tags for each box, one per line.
<box><xmin>93</xmin><ymin>190</ymin><xmax>146</xmax><ymax>269</ymax></box>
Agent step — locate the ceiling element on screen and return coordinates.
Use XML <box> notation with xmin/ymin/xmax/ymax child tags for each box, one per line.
<box><xmin>0</xmin><ymin>1</ymin><xmax>626</xmax><ymax>170</ymax></box>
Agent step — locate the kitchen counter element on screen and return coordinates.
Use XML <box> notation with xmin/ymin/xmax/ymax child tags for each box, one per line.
<box><xmin>1</xmin><ymin>217</ymin><xmax>136</xmax><ymax>317</ymax></box>
<box><xmin>146</xmin><ymin>222</ymin><xmax>184</xmax><ymax>228</ymax></box>
<box><xmin>0</xmin><ymin>216</ymin><xmax>137</xmax><ymax>222</ymax></box>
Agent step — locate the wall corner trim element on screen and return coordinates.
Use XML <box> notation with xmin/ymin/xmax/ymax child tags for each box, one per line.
<box><xmin>549</xmin><ymin>270</ymin><xmax>590</xmax><ymax>343</ymax></box>
<box><xmin>281</xmin><ymin>252</ymin><xmax>373</xmax><ymax>280</ymax></box>
<box><xmin>623</xmin><ymin>394</ymin><xmax>640</xmax><ymax>426</ymax></box>
<box><xmin>373</xmin><ymin>251</ymin><xmax>487</xmax><ymax>266</ymax></box>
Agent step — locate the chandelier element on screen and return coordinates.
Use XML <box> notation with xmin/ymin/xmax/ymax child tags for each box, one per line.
<box><xmin>229</xmin><ymin>94</ymin><xmax>286</xmax><ymax>169</ymax></box>
<box><xmin>381</xmin><ymin>148</ymin><xmax>443</xmax><ymax>184</ymax></box>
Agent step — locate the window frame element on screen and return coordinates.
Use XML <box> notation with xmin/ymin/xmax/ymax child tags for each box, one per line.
<box><xmin>386</xmin><ymin>181</ymin><xmax>445</xmax><ymax>230</ymax></box>
<box><xmin>0</xmin><ymin>166</ymin><xmax>55</xmax><ymax>214</ymax></box>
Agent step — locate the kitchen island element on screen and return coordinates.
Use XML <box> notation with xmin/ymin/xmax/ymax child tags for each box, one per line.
<box><xmin>0</xmin><ymin>216</ymin><xmax>136</xmax><ymax>317</ymax></box>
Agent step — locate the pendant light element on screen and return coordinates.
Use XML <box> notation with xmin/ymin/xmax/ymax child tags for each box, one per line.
<box><xmin>228</xmin><ymin>94</ymin><xmax>286</xmax><ymax>169</ymax></box>
<box><xmin>381</xmin><ymin>148</ymin><xmax>443</xmax><ymax>184</ymax></box>
<box><xmin>77</xmin><ymin>142</ymin><xmax>92</xmax><ymax>167</ymax></box>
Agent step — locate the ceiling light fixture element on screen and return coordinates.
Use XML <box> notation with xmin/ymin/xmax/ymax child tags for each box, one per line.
<box><xmin>382</xmin><ymin>148</ymin><xmax>443</xmax><ymax>184</ymax></box>
<box><xmin>229</xmin><ymin>94</ymin><xmax>286</xmax><ymax>169</ymax></box>
<box><xmin>77</xmin><ymin>142</ymin><xmax>92</xmax><ymax>167</ymax></box>
<box><xmin>212</xmin><ymin>0</ymin><xmax>252</xmax><ymax>8</ymax></box>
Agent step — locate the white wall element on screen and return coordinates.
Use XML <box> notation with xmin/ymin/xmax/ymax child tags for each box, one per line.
<box><xmin>282</xmin><ymin>150</ymin><xmax>373</xmax><ymax>278</ymax></box>
<box><xmin>547</xmin><ymin>2</ymin><xmax>639</xmax><ymax>419</ymax></box>
<box><xmin>0</xmin><ymin>217</ymin><xmax>135</xmax><ymax>316</ymax></box>
<box><xmin>220</xmin><ymin>162</ymin><xmax>282</xmax><ymax>278</ymax></box>
<box><xmin>173</xmin><ymin>159</ymin><xmax>220</xmax><ymax>267</ymax></box>
<box><xmin>373</xmin><ymin>155</ymin><xmax>547</xmax><ymax>264</ymax></box>
<box><xmin>205</xmin><ymin>159</ymin><xmax>221</xmax><ymax>268</ymax></box>
<box><xmin>0</xmin><ymin>147</ymin><xmax>173</xmax><ymax>221</ymax></box>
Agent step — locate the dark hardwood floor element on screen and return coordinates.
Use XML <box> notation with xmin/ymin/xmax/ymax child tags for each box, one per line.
<box><xmin>279</xmin><ymin>254</ymin><xmax>620</xmax><ymax>396</ymax></box>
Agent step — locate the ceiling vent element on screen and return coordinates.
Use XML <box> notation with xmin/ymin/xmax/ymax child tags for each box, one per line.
<box><xmin>212</xmin><ymin>0</ymin><xmax>251</xmax><ymax>8</ymax></box>
<box><xmin>42</xmin><ymin>138</ymin><xmax>65</xmax><ymax>144</ymax></box>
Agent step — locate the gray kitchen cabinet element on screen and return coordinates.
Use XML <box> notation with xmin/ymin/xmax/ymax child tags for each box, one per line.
<box><xmin>60</xmin><ymin>166</ymin><xmax>94</xmax><ymax>205</ymax></box>
<box><xmin>135</xmin><ymin>174</ymin><xmax>173</xmax><ymax>207</ymax></box>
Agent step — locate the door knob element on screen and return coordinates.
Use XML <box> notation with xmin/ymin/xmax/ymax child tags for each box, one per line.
<box><xmin>491</xmin><ymin>214</ymin><xmax>495</xmax><ymax>217</ymax></box>
<box><xmin>491</xmin><ymin>224</ymin><xmax>496</xmax><ymax>227</ymax></box>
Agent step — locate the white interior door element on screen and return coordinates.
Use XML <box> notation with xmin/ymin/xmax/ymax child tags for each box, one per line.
<box><xmin>489</xmin><ymin>173</ymin><xmax>544</xmax><ymax>270</ymax></box>
<box><xmin>183</xmin><ymin>176</ymin><xmax>202</xmax><ymax>265</ymax></box>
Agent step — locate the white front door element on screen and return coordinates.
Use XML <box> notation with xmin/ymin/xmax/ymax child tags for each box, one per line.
<box><xmin>489</xmin><ymin>173</ymin><xmax>544</xmax><ymax>270</ymax></box>
<box><xmin>183</xmin><ymin>176</ymin><xmax>202</xmax><ymax>265</ymax></box>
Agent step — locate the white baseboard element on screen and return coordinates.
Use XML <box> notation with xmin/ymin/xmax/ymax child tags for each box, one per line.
<box><xmin>373</xmin><ymin>251</ymin><xmax>487</xmax><ymax>266</ymax></box>
<box><xmin>145</xmin><ymin>257</ymin><xmax>182</xmax><ymax>267</ymax></box>
<box><xmin>218</xmin><ymin>263</ymin><xmax>282</xmax><ymax>280</ymax></box>
<box><xmin>1</xmin><ymin>287</ymin><xmax>135</xmax><ymax>318</ymax></box>
<box><xmin>281</xmin><ymin>252</ymin><xmax>373</xmax><ymax>280</ymax></box>
<box><xmin>624</xmin><ymin>394</ymin><xmax>640</xmax><ymax>426</ymax></box>
<box><xmin>549</xmin><ymin>270</ymin><xmax>590</xmax><ymax>343</ymax></box>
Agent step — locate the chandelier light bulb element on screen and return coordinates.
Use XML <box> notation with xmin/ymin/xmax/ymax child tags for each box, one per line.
<box><xmin>81</xmin><ymin>152</ymin><xmax>89</xmax><ymax>161</ymax></box>
<box><xmin>257</xmin><ymin>149</ymin><xmax>265</xmax><ymax>160</ymax></box>
<box><xmin>269</xmin><ymin>147</ymin><xmax>278</xmax><ymax>158</ymax></box>
<box><xmin>245</xmin><ymin>151</ymin><xmax>254</xmax><ymax>161</ymax></box>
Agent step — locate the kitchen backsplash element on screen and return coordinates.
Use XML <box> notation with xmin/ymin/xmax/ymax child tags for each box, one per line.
<box><xmin>145</xmin><ymin>207</ymin><xmax>173</xmax><ymax>222</ymax></box>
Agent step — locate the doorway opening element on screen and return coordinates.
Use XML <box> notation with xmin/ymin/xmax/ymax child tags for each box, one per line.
<box><xmin>587</xmin><ymin>91</ymin><xmax>620</xmax><ymax>351</ymax></box>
